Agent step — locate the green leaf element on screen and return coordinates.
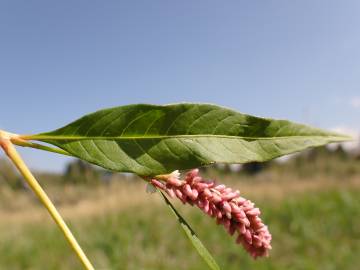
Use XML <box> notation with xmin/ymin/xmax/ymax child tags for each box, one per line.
<box><xmin>28</xmin><ymin>103</ymin><xmax>351</xmax><ymax>176</ymax></box>
<box><xmin>159</xmin><ymin>191</ymin><xmax>221</xmax><ymax>270</ymax></box>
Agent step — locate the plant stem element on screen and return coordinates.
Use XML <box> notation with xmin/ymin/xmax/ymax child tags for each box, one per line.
<box><xmin>0</xmin><ymin>137</ymin><xmax>95</xmax><ymax>270</ymax></box>
<box><xmin>11</xmin><ymin>137</ymin><xmax>72</xmax><ymax>156</ymax></box>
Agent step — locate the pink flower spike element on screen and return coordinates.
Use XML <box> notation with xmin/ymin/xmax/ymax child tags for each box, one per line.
<box><xmin>230</xmin><ymin>202</ymin><xmax>241</xmax><ymax>214</ymax></box>
<box><xmin>222</xmin><ymin>187</ymin><xmax>233</xmax><ymax>194</ymax></box>
<box><xmin>167</xmin><ymin>177</ymin><xmax>183</xmax><ymax>187</ymax></box>
<box><xmin>234</xmin><ymin>197</ymin><xmax>247</xmax><ymax>205</ymax></box>
<box><xmin>214</xmin><ymin>184</ymin><xmax>226</xmax><ymax>191</ymax></box>
<box><xmin>150</xmin><ymin>179</ymin><xmax>166</xmax><ymax>189</ymax></box>
<box><xmin>247</xmin><ymin>208</ymin><xmax>261</xmax><ymax>216</ymax></box>
<box><xmin>165</xmin><ymin>188</ymin><xmax>176</xmax><ymax>198</ymax></box>
<box><xmin>151</xmin><ymin>169</ymin><xmax>272</xmax><ymax>259</ymax></box>
<box><xmin>222</xmin><ymin>201</ymin><xmax>232</xmax><ymax>214</ymax></box>
<box><xmin>210</xmin><ymin>193</ymin><xmax>222</xmax><ymax>203</ymax></box>
<box><xmin>192</xmin><ymin>176</ymin><xmax>202</xmax><ymax>183</ymax></box>
<box><xmin>203</xmin><ymin>199</ymin><xmax>210</xmax><ymax>213</ymax></box>
<box><xmin>194</xmin><ymin>182</ymin><xmax>209</xmax><ymax>191</ymax></box>
<box><xmin>238</xmin><ymin>223</ymin><xmax>247</xmax><ymax>234</ymax></box>
<box><xmin>192</xmin><ymin>189</ymin><xmax>199</xmax><ymax>199</ymax></box>
<box><xmin>183</xmin><ymin>184</ymin><xmax>193</xmax><ymax>197</ymax></box>
<box><xmin>203</xmin><ymin>188</ymin><xmax>213</xmax><ymax>198</ymax></box>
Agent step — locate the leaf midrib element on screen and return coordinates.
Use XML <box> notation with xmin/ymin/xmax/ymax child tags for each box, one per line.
<box><xmin>25</xmin><ymin>134</ymin><xmax>351</xmax><ymax>141</ymax></box>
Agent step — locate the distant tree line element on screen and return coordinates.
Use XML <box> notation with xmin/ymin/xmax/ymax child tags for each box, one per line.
<box><xmin>0</xmin><ymin>144</ymin><xmax>359</xmax><ymax>189</ymax></box>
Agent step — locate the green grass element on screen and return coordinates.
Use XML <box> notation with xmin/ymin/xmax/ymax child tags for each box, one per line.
<box><xmin>0</xmin><ymin>187</ymin><xmax>359</xmax><ymax>270</ymax></box>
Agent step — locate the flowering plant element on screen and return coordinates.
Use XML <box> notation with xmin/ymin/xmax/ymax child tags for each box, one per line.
<box><xmin>0</xmin><ymin>103</ymin><xmax>351</xmax><ymax>269</ymax></box>
<box><xmin>151</xmin><ymin>169</ymin><xmax>272</xmax><ymax>258</ymax></box>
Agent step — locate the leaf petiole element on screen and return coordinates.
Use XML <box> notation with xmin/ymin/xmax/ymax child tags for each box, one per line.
<box><xmin>11</xmin><ymin>136</ymin><xmax>72</xmax><ymax>156</ymax></box>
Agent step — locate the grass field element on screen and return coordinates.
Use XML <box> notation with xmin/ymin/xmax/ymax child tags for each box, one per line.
<box><xmin>0</xmin><ymin>171</ymin><xmax>359</xmax><ymax>270</ymax></box>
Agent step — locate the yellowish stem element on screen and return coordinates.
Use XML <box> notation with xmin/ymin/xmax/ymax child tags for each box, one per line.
<box><xmin>0</xmin><ymin>135</ymin><xmax>95</xmax><ymax>270</ymax></box>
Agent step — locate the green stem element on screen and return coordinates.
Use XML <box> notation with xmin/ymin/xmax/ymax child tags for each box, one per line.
<box><xmin>11</xmin><ymin>137</ymin><xmax>72</xmax><ymax>156</ymax></box>
<box><xmin>0</xmin><ymin>135</ymin><xmax>95</xmax><ymax>270</ymax></box>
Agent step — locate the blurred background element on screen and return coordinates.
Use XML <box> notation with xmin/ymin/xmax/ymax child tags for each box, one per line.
<box><xmin>0</xmin><ymin>1</ymin><xmax>359</xmax><ymax>269</ymax></box>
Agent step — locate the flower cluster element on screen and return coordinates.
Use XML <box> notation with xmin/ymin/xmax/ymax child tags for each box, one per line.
<box><xmin>150</xmin><ymin>169</ymin><xmax>272</xmax><ymax>258</ymax></box>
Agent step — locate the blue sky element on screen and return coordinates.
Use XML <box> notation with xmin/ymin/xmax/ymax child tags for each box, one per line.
<box><xmin>0</xmin><ymin>1</ymin><xmax>359</xmax><ymax>172</ymax></box>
